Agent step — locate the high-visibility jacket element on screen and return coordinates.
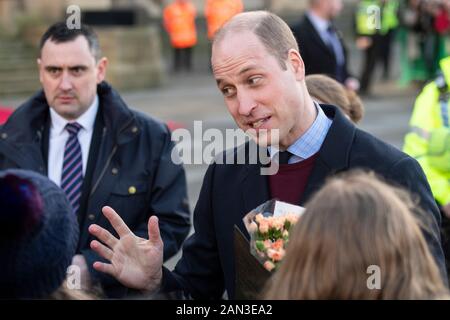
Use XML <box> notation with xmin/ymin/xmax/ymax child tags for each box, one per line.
<box><xmin>355</xmin><ymin>0</ymin><xmax>399</xmax><ymax>36</ymax></box>
<box><xmin>403</xmin><ymin>56</ymin><xmax>450</xmax><ymax>206</ymax></box>
<box><xmin>163</xmin><ymin>1</ymin><xmax>197</xmax><ymax>48</ymax></box>
<box><xmin>205</xmin><ymin>0</ymin><xmax>243</xmax><ymax>39</ymax></box>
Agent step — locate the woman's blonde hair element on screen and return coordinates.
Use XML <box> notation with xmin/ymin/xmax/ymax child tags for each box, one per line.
<box><xmin>264</xmin><ymin>170</ymin><xmax>448</xmax><ymax>299</ymax></box>
<box><xmin>306</xmin><ymin>74</ymin><xmax>364</xmax><ymax>123</ymax></box>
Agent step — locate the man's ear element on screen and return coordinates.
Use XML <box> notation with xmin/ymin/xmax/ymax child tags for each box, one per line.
<box><xmin>96</xmin><ymin>57</ymin><xmax>108</xmax><ymax>83</ymax></box>
<box><xmin>287</xmin><ymin>49</ymin><xmax>305</xmax><ymax>82</ymax></box>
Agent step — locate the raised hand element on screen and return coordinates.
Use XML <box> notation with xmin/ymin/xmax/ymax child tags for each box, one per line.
<box><xmin>89</xmin><ymin>206</ymin><xmax>164</xmax><ymax>293</ymax></box>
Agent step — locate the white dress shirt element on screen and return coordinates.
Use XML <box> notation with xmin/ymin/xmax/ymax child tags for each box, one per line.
<box><xmin>268</xmin><ymin>102</ymin><xmax>332</xmax><ymax>164</ymax></box>
<box><xmin>47</xmin><ymin>95</ymin><xmax>99</xmax><ymax>186</ymax></box>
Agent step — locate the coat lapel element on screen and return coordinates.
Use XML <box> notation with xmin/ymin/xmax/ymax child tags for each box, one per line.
<box><xmin>238</xmin><ymin>162</ymin><xmax>270</xmax><ymax>239</ymax></box>
<box><xmin>301</xmin><ymin>105</ymin><xmax>356</xmax><ymax>204</ymax></box>
<box><xmin>304</xmin><ymin>15</ymin><xmax>335</xmax><ymax>59</ymax></box>
<box><xmin>240</xmin><ymin>163</ymin><xmax>270</xmax><ymax>215</ymax></box>
<box><xmin>78</xmin><ymin>83</ymin><xmax>137</xmax><ymax>247</ymax></box>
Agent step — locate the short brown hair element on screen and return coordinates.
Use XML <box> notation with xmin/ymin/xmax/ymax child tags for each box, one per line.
<box><xmin>306</xmin><ymin>74</ymin><xmax>364</xmax><ymax>123</ymax></box>
<box><xmin>264</xmin><ymin>170</ymin><xmax>448</xmax><ymax>300</ymax></box>
<box><xmin>213</xmin><ymin>11</ymin><xmax>299</xmax><ymax>70</ymax></box>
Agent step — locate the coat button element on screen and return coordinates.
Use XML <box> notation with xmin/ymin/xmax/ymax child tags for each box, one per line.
<box><xmin>111</xmin><ymin>168</ymin><xmax>118</xmax><ymax>175</ymax></box>
<box><xmin>128</xmin><ymin>186</ymin><xmax>136</xmax><ymax>194</ymax></box>
<box><xmin>132</xmin><ymin>126</ymin><xmax>138</xmax><ymax>133</ymax></box>
<box><xmin>1</xmin><ymin>133</ymin><xmax>7</xmax><ymax>139</ymax></box>
<box><xmin>88</xmin><ymin>214</ymin><xmax>95</xmax><ymax>221</ymax></box>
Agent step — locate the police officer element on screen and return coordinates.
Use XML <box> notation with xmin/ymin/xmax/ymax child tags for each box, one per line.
<box><xmin>355</xmin><ymin>0</ymin><xmax>399</xmax><ymax>95</ymax></box>
<box><xmin>403</xmin><ymin>55</ymin><xmax>450</xmax><ymax>280</ymax></box>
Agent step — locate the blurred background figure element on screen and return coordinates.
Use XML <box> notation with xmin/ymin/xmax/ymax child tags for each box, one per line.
<box><xmin>403</xmin><ymin>55</ymin><xmax>450</xmax><ymax>283</ymax></box>
<box><xmin>306</xmin><ymin>74</ymin><xmax>364</xmax><ymax>123</ymax></box>
<box><xmin>398</xmin><ymin>0</ymin><xmax>450</xmax><ymax>86</ymax></box>
<box><xmin>355</xmin><ymin>0</ymin><xmax>400</xmax><ymax>96</ymax></box>
<box><xmin>205</xmin><ymin>0</ymin><xmax>244</xmax><ymax>41</ymax></box>
<box><xmin>0</xmin><ymin>169</ymin><xmax>91</xmax><ymax>299</ymax></box>
<box><xmin>163</xmin><ymin>0</ymin><xmax>198</xmax><ymax>72</ymax></box>
<box><xmin>0</xmin><ymin>106</ymin><xmax>13</xmax><ymax>125</ymax></box>
<box><xmin>379</xmin><ymin>0</ymin><xmax>400</xmax><ymax>80</ymax></box>
<box><xmin>292</xmin><ymin>0</ymin><xmax>360</xmax><ymax>91</ymax></box>
<box><xmin>264</xmin><ymin>170</ymin><xmax>449</xmax><ymax>300</ymax></box>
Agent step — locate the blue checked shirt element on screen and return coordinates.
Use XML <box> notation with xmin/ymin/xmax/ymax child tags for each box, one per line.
<box><xmin>269</xmin><ymin>102</ymin><xmax>332</xmax><ymax>164</ymax></box>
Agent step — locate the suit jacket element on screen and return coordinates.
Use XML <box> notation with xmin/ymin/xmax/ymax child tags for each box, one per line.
<box><xmin>292</xmin><ymin>14</ymin><xmax>351</xmax><ymax>83</ymax></box>
<box><xmin>0</xmin><ymin>82</ymin><xmax>191</xmax><ymax>297</ymax></box>
<box><xmin>161</xmin><ymin>104</ymin><xmax>446</xmax><ymax>299</ymax></box>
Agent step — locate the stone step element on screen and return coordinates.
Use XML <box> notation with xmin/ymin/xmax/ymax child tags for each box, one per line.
<box><xmin>0</xmin><ymin>52</ymin><xmax>36</xmax><ymax>59</ymax></box>
<box><xmin>0</xmin><ymin>81</ymin><xmax>40</xmax><ymax>97</ymax></box>
<box><xmin>0</xmin><ymin>60</ymin><xmax>36</xmax><ymax>72</ymax></box>
<box><xmin>0</xmin><ymin>69</ymin><xmax>40</xmax><ymax>96</ymax></box>
<box><xmin>0</xmin><ymin>39</ymin><xmax>39</xmax><ymax>96</ymax></box>
<box><xmin>0</xmin><ymin>64</ymin><xmax>38</xmax><ymax>79</ymax></box>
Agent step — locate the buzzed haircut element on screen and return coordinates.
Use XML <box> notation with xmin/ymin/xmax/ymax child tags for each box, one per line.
<box><xmin>213</xmin><ymin>11</ymin><xmax>299</xmax><ymax>70</ymax></box>
<box><xmin>39</xmin><ymin>22</ymin><xmax>101</xmax><ymax>61</ymax></box>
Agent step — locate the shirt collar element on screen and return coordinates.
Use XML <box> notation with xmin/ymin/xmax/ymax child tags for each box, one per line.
<box><xmin>50</xmin><ymin>95</ymin><xmax>99</xmax><ymax>135</ymax></box>
<box><xmin>307</xmin><ymin>11</ymin><xmax>331</xmax><ymax>34</ymax></box>
<box><xmin>268</xmin><ymin>102</ymin><xmax>332</xmax><ymax>161</ymax></box>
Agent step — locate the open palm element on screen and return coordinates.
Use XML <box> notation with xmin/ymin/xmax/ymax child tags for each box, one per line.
<box><xmin>89</xmin><ymin>206</ymin><xmax>163</xmax><ymax>292</ymax></box>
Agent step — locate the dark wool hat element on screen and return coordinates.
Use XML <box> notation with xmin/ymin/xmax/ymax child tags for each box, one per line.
<box><xmin>0</xmin><ymin>169</ymin><xmax>79</xmax><ymax>299</ymax></box>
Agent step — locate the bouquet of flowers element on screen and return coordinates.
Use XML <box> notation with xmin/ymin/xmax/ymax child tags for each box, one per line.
<box><xmin>243</xmin><ymin>200</ymin><xmax>304</xmax><ymax>272</ymax></box>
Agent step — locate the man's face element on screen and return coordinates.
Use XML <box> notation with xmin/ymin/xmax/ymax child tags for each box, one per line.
<box><xmin>328</xmin><ymin>0</ymin><xmax>343</xmax><ymax>19</ymax></box>
<box><xmin>212</xmin><ymin>31</ymin><xmax>308</xmax><ymax>149</ymax></box>
<box><xmin>38</xmin><ymin>35</ymin><xmax>107</xmax><ymax>120</ymax></box>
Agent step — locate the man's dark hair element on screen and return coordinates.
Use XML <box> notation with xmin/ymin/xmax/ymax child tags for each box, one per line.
<box><xmin>39</xmin><ymin>22</ymin><xmax>101</xmax><ymax>61</ymax></box>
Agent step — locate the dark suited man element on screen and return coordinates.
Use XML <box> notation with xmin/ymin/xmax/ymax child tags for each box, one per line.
<box><xmin>87</xmin><ymin>11</ymin><xmax>446</xmax><ymax>299</ymax></box>
<box><xmin>292</xmin><ymin>0</ymin><xmax>359</xmax><ymax>91</ymax></box>
<box><xmin>0</xmin><ymin>22</ymin><xmax>190</xmax><ymax>298</ymax></box>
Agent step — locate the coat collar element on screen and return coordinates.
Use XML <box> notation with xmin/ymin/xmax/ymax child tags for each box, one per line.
<box><xmin>0</xmin><ymin>81</ymin><xmax>138</xmax><ymax>147</ymax></box>
<box><xmin>239</xmin><ymin>104</ymin><xmax>355</xmax><ymax>211</ymax></box>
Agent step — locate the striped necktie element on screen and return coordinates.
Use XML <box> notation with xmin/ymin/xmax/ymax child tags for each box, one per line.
<box><xmin>61</xmin><ymin>122</ymin><xmax>83</xmax><ymax>214</ymax></box>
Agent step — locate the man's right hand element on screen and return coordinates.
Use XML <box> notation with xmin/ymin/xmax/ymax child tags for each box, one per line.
<box><xmin>88</xmin><ymin>206</ymin><xmax>164</xmax><ymax>293</ymax></box>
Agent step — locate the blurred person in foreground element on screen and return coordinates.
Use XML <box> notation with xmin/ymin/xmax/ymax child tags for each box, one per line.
<box><xmin>0</xmin><ymin>22</ymin><xmax>191</xmax><ymax>298</ymax></box>
<box><xmin>306</xmin><ymin>74</ymin><xmax>364</xmax><ymax>123</ymax></box>
<box><xmin>87</xmin><ymin>11</ymin><xmax>446</xmax><ymax>299</ymax></box>
<box><xmin>264</xmin><ymin>170</ymin><xmax>449</xmax><ymax>300</ymax></box>
<box><xmin>0</xmin><ymin>169</ymin><xmax>93</xmax><ymax>299</ymax></box>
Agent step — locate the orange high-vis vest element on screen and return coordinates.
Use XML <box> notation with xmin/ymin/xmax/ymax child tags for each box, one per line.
<box><xmin>163</xmin><ymin>1</ymin><xmax>197</xmax><ymax>48</ymax></box>
<box><xmin>205</xmin><ymin>0</ymin><xmax>244</xmax><ymax>39</ymax></box>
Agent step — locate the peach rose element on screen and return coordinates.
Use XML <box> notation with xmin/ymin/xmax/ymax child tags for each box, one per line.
<box><xmin>263</xmin><ymin>260</ymin><xmax>276</xmax><ymax>272</ymax></box>
<box><xmin>259</xmin><ymin>221</ymin><xmax>269</xmax><ymax>234</ymax></box>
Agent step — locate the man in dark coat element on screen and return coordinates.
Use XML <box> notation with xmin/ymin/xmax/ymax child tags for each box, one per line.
<box><xmin>0</xmin><ymin>22</ymin><xmax>190</xmax><ymax>298</ymax></box>
<box><xmin>87</xmin><ymin>11</ymin><xmax>447</xmax><ymax>299</ymax></box>
<box><xmin>292</xmin><ymin>0</ymin><xmax>359</xmax><ymax>91</ymax></box>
